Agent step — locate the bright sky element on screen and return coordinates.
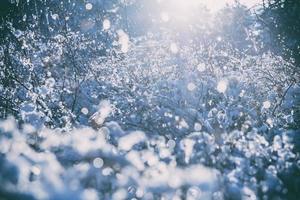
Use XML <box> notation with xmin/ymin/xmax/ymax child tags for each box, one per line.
<box><xmin>159</xmin><ymin>0</ymin><xmax>261</xmax><ymax>12</ymax></box>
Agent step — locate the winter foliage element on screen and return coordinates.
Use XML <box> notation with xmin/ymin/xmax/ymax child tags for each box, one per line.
<box><xmin>0</xmin><ymin>0</ymin><xmax>300</xmax><ymax>199</ymax></box>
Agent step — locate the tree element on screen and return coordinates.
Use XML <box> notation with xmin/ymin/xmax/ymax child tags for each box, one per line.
<box><xmin>260</xmin><ymin>0</ymin><xmax>300</xmax><ymax>66</ymax></box>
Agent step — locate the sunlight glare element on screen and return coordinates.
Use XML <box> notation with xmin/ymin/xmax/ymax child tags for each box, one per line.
<box><xmin>159</xmin><ymin>0</ymin><xmax>260</xmax><ymax>14</ymax></box>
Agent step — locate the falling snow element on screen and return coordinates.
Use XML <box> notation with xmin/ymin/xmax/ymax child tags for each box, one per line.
<box><xmin>1</xmin><ymin>0</ymin><xmax>300</xmax><ymax>199</ymax></box>
<box><xmin>103</xmin><ymin>19</ymin><xmax>111</xmax><ymax>30</ymax></box>
<box><xmin>217</xmin><ymin>80</ymin><xmax>228</xmax><ymax>93</ymax></box>
<box><xmin>263</xmin><ymin>100</ymin><xmax>271</xmax><ymax>109</ymax></box>
<box><xmin>85</xmin><ymin>3</ymin><xmax>93</xmax><ymax>10</ymax></box>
